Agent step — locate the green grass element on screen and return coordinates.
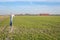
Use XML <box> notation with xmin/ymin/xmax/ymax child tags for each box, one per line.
<box><xmin>0</xmin><ymin>16</ymin><xmax>60</xmax><ymax>40</ymax></box>
<box><xmin>0</xmin><ymin>16</ymin><xmax>9</xmax><ymax>27</ymax></box>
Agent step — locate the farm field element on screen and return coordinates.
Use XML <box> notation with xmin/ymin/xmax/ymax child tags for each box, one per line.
<box><xmin>0</xmin><ymin>16</ymin><xmax>9</xmax><ymax>27</ymax></box>
<box><xmin>0</xmin><ymin>16</ymin><xmax>60</xmax><ymax>40</ymax></box>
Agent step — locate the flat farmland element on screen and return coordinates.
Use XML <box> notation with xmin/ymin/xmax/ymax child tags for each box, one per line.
<box><xmin>0</xmin><ymin>16</ymin><xmax>60</xmax><ymax>40</ymax></box>
<box><xmin>0</xmin><ymin>16</ymin><xmax>9</xmax><ymax>26</ymax></box>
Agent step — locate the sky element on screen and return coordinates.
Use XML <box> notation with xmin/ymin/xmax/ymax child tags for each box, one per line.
<box><xmin>0</xmin><ymin>0</ymin><xmax>60</xmax><ymax>15</ymax></box>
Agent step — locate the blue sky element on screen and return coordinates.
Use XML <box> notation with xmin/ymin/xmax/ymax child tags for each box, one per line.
<box><xmin>0</xmin><ymin>0</ymin><xmax>60</xmax><ymax>15</ymax></box>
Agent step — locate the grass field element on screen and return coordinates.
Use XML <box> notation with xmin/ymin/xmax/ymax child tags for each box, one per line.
<box><xmin>0</xmin><ymin>16</ymin><xmax>60</xmax><ymax>40</ymax></box>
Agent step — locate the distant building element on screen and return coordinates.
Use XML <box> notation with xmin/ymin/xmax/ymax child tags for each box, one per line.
<box><xmin>40</xmin><ymin>13</ymin><xmax>49</xmax><ymax>16</ymax></box>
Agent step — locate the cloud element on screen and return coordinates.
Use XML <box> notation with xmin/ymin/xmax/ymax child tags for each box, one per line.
<box><xmin>0</xmin><ymin>0</ymin><xmax>60</xmax><ymax>2</ymax></box>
